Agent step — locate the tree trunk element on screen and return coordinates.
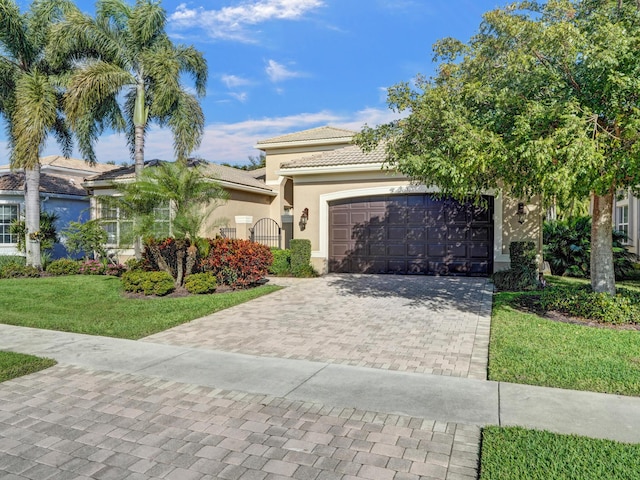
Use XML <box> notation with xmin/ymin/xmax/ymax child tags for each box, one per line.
<box><xmin>591</xmin><ymin>192</ymin><xmax>616</xmax><ymax>295</ymax></box>
<box><xmin>175</xmin><ymin>240</ymin><xmax>186</xmax><ymax>287</ymax></box>
<box><xmin>185</xmin><ymin>242</ymin><xmax>198</xmax><ymax>278</ymax></box>
<box><xmin>24</xmin><ymin>165</ymin><xmax>42</xmax><ymax>269</ymax></box>
<box><xmin>133</xmin><ymin>123</ymin><xmax>145</xmax><ymax>259</ymax></box>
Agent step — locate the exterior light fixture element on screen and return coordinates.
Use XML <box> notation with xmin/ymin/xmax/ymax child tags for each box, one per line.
<box><xmin>517</xmin><ymin>202</ymin><xmax>527</xmax><ymax>224</ymax></box>
<box><xmin>299</xmin><ymin>208</ymin><xmax>309</xmax><ymax>230</ymax></box>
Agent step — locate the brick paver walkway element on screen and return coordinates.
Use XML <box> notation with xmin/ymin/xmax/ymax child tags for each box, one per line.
<box><xmin>0</xmin><ymin>365</ymin><xmax>480</xmax><ymax>480</ymax></box>
<box><xmin>144</xmin><ymin>275</ymin><xmax>493</xmax><ymax>380</ymax></box>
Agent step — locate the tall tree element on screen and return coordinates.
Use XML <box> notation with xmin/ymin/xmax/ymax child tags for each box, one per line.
<box><xmin>357</xmin><ymin>0</ymin><xmax>640</xmax><ymax>295</ymax></box>
<box><xmin>0</xmin><ymin>0</ymin><xmax>75</xmax><ymax>268</ymax></box>
<box><xmin>53</xmin><ymin>0</ymin><xmax>208</xmax><ymax>175</ymax></box>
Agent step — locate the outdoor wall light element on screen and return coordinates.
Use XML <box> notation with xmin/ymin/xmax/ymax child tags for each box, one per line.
<box><xmin>517</xmin><ymin>202</ymin><xmax>527</xmax><ymax>224</ymax></box>
<box><xmin>299</xmin><ymin>208</ymin><xmax>309</xmax><ymax>231</ymax></box>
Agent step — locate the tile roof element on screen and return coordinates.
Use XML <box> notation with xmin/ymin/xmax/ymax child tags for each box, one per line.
<box><xmin>0</xmin><ymin>172</ymin><xmax>86</xmax><ymax>196</ymax></box>
<box><xmin>0</xmin><ymin>156</ymin><xmax>118</xmax><ymax>174</ymax></box>
<box><xmin>280</xmin><ymin>143</ymin><xmax>387</xmax><ymax>169</ymax></box>
<box><xmin>85</xmin><ymin>159</ymin><xmax>273</xmax><ymax>193</ymax></box>
<box><xmin>256</xmin><ymin>126</ymin><xmax>355</xmax><ymax>146</ymax></box>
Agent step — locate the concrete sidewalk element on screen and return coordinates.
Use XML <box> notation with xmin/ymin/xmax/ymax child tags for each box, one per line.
<box><xmin>1</xmin><ymin>324</ymin><xmax>639</xmax><ymax>445</ymax></box>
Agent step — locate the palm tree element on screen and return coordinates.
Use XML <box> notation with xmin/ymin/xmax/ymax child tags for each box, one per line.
<box><xmin>53</xmin><ymin>0</ymin><xmax>208</xmax><ymax>176</ymax></box>
<box><xmin>112</xmin><ymin>160</ymin><xmax>228</xmax><ymax>286</ymax></box>
<box><xmin>0</xmin><ymin>0</ymin><xmax>78</xmax><ymax>268</ymax></box>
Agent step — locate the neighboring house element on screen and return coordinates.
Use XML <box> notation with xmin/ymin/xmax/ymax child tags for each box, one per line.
<box><xmin>256</xmin><ymin>126</ymin><xmax>542</xmax><ymax>275</ymax></box>
<box><xmin>613</xmin><ymin>192</ymin><xmax>638</xmax><ymax>255</ymax></box>
<box><xmin>0</xmin><ymin>156</ymin><xmax>117</xmax><ymax>258</ymax></box>
<box><xmin>82</xmin><ymin>160</ymin><xmax>277</xmax><ymax>258</ymax></box>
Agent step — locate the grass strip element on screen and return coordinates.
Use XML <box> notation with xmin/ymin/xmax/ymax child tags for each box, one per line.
<box><xmin>0</xmin><ymin>275</ymin><xmax>281</xmax><ymax>339</ymax></box>
<box><xmin>480</xmin><ymin>426</ymin><xmax>640</xmax><ymax>480</ymax></box>
<box><xmin>489</xmin><ymin>291</ymin><xmax>640</xmax><ymax>396</ymax></box>
<box><xmin>0</xmin><ymin>351</ymin><xmax>56</xmax><ymax>383</ymax></box>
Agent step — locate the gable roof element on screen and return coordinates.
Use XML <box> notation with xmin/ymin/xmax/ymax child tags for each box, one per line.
<box><xmin>0</xmin><ymin>156</ymin><xmax>118</xmax><ymax>176</ymax></box>
<box><xmin>0</xmin><ymin>172</ymin><xmax>86</xmax><ymax>196</ymax></box>
<box><xmin>255</xmin><ymin>126</ymin><xmax>355</xmax><ymax>148</ymax></box>
<box><xmin>84</xmin><ymin>159</ymin><xmax>274</xmax><ymax>195</ymax></box>
<box><xmin>280</xmin><ymin>143</ymin><xmax>387</xmax><ymax>170</ymax></box>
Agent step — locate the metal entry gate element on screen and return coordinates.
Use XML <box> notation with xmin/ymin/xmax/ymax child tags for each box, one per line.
<box><xmin>250</xmin><ymin>218</ymin><xmax>281</xmax><ymax>248</ymax></box>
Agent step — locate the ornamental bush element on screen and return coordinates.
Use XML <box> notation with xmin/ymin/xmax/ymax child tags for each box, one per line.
<box><xmin>121</xmin><ymin>270</ymin><xmax>175</xmax><ymax>296</ymax></box>
<box><xmin>269</xmin><ymin>248</ymin><xmax>291</xmax><ymax>276</ymax></box>
<box><xmin>0</xmin><ymin>262</ymin><xmax>40</xmax><ymax>278</ymax></box>
<box><xmin>202</xmin><ymin>238</ymin><xmax>273</xmax><ymax>288</ymax></box>
<box><xmin>536</xmin><ymin>285</ymin><xmax>640</xmax><ymax>325</ymax></box>
<box><xmin>105</xmin><ymin>264</ymin><xmax>127</xmax><ymax>277</ymax></box>
<box><xmin>492</xmin><ymin>241</ymin><xmax>538</xmax><ymax>291</ymax></box>
<box><xmin>46</xmin><ymin>258</ymin><xmax>80</xmax><ymax>276</ymax></box>
<box><xmin>184</xmin><ymin>272</ymin><xmax>217</xmax><ymax>294</ymax></box>
<box><xmin>79</xmin><ymin>259</ymin><xmax>105</xmax><ymax>275</ymax></box>
<box><xmin>290</xmin><ymin>239</ymin><xmax>316</xmax><ymax>277</ymax></box>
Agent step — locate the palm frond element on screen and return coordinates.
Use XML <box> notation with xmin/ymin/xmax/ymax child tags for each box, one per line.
<box><xmin>174</xmin><ymin>45</ymin><xmax>207</xmax><ymax>97</ymax></box>
<box><xmin>0</xmin><ymin>0</ymin><xmax>34</xmax><ymax>66</ymax></box>
<box><xmin>64</xmin><ymin>60</ymin><xmax>133</xmax><ymax>126</ymax></box>
<box><xmin>11</xmin><ymin>70</ymin><xmax>58</xmax><ymax>168</ymax></box>
<box><xmin>129</xmin><ymin>0</ymin><xmax>166</xmax><ymax>48</ymax></box>
<box><xmin>166</xmin><ymin>90</ymin><xmax>204</xmax><ymax>161</ymax></box>
<box><xmin>96</xmin><ymin>0</ymin><xmax>132</xmax><ymax>31</ymax></box>
<box><xmin>26</xmin><ymin>0</ymin><xmax>76</xmax><ymax>53</ymax></box>
<box><xmin>52</xmin><ymin>115</ymin><xmax>73</xmax><ymax>158</ymax></box>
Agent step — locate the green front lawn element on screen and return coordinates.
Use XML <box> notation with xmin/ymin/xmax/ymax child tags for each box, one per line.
<box><xmin>0</xmin><ymin>351</ymin><xmax>56</xmax><ymax>382</ymax></box>
<box><xmin>0</xmin><ymin>275</ymin><xmax>281</xmax><ymax>339</ymax></box>
<box><xmin>480</xmin><ymin>426</ymin><xmax>640</xmax><ymax>480</ymax></box>
<box><xmin>489</xmin><ymin>289</ymin><xmax>640</xmax><ymax>396</ymax></box>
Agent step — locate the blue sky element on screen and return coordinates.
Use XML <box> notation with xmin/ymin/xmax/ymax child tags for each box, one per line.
<box><xmin>8</xmin><ymin>0</ymin><xmax>504</xmax><ymax>166</ymax></box>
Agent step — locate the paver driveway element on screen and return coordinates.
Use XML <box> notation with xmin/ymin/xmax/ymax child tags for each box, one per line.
<box><xmin>145</xmin><ymin>275</ymin><xmax>493</xmax><ymax>380</ymax></box>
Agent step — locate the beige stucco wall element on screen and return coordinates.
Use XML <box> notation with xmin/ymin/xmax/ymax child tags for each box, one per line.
<box><xmin>202</xmin><ymin>189</ymin><xmax>273</xmax><ymax>240</ymax></box>
<box><xmin>286</xmin><ymin>171</ymin><xmax>542</xmax><ymax>274</ymax></box>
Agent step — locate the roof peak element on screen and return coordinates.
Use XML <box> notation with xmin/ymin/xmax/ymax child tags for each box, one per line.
<box><xmin>256</xmin><ymin>125</ymin><xmax>356</xmax><ymax>146</ymax></box>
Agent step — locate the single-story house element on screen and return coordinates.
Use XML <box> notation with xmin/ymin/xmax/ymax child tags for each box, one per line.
<box><xmin>255</xmin><ymin>126</ymin><xmax>542</xmax><ymax>275</ymax></box>
<box><xmin>83</xmin><ymin>126</ymin><xmax>541</xmax><ymax>275</ymax></box>
<box><xmin>0</xmin><ymin>156</ymin><xmax>117</xmax><ymax>258</ymax></box>
<box><xmin>82</xmin><ymin>160</ymin><xmax>278</xmax><ymax>258</ymax></box>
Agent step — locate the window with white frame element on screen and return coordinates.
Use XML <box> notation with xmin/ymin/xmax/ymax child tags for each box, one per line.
<box><xmin>98</xmin><ymin>199</ymin><xmax>171</xmax><ymax>247</ymax></box>
<box><xmin>0</xmin><ymin>205</ymin><xmax>19</xmax><ymax>244</ymax></box>
<box><xmin>616</xmin><ymin>205</ymin><xmax>629</xmax><ymax>241</ymax></box>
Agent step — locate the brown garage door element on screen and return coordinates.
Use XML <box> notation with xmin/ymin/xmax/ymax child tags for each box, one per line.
<box><xmin>329</xmin><ymin>194</ymin><xmax>494</xmax><ymax>275</ymax></box>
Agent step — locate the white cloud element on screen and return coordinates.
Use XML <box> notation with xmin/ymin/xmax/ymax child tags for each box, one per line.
<box><xmin>265</xmin><ymin>60</ymin><xmax>305</xmax><ymax>83</ymax></box>
<box><xmin>170</xmin><ymin>0</ymin><xmax>324</xmax><ymax>42</ymax></box>
<box><xmin>229</xmin><ymin>92</ymin><xmax>249</xmax><ymax>103</ymax></box>
<box><xmin>220</xmin><ymin>74</ymin><xmax>252</xmax><ymax>88</ymax></box>
<box><xmin>39</xmin><ymin>108</ymin><xmax>402</xmax><ymax>166</ymax></box>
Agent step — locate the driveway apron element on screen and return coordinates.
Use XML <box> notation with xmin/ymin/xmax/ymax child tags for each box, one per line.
<box><xmin>144</xmin><ymin>274</ymin><xmax>494</xmax><ymax>380</ymax></box>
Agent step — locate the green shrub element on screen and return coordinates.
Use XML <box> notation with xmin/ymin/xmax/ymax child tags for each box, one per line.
<box><xmin>201</xmin><ymin>238</ymin><xmax>273</xmax><ymax>288</ymax></box>
<box><xmin>184</xmin><ymin>272</ymin><xmax>217</xmax><ymax>294</ymax></box>
<box><xmin>105</xmin><ymin>264</ymin><xmax>126</xmax><ymax>277</ymax></box>
<box><xmin>492</xmin><ymin>241</ymin><xmax>538</xmax><ymax>291</ymax></box>
<box><xmin>537</xmin><ymin>285</ymin><xmax>640</xmax><ymax>324</ymax></box>
<box><xmin>269</xmin><ymin>248</ymin><xmax>291</xmax><ymax>276</ymax></box>
<box><xmin>121</xmin><ymin>270</ymin><xmax>175</xmax><ymax>296</ymax></box>
<box><xmin>290</xmin><ymin>239</ymin><xmax>316</xmax><ymax>277</ymax></box>
<box><xmin>124</xmin><ymin>258</ymin><xmax>148</xmax><ymax>271</ymax></box>
<box><xmin>78</xmin><ymin>260</ymin><xmax>105</xmax><ymax>275</ymax></box>
<box><xmin>0</xmin><ymin>262</ymin><xmax>40</xmax><ymax>278</ymax></box>
<box><xmin>46</xmin><ymin>258</ymin><xmax>80</xmax><ymax>276</ymax></box>
<box><xmin>0</xmin><ymin>256</ymin><xmax>25</xmax><ymax>269</ymax></box>
<box><xmin>543</xmin><ymin>216</ymin><xmax>636</xmax><ymax>279</ymax></box>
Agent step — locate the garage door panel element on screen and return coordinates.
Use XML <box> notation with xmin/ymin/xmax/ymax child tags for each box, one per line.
<box><xmin>329</xmin><ymin>194</ymin><xmax>493</xmax><ymax>275</ymax></box>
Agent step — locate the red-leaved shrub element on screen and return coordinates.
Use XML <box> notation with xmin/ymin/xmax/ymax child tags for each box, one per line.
<box><xmin>201</xmin><ymin>238</ymin><xmax>273</xmax><ymax>288</ymax></box>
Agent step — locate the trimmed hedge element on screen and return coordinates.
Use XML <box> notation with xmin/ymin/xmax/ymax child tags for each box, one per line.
<box><xmin>121</xmin><ymin>270</ymin><xmax>175</xmax><ymax>296</ymax></box>
<box><xmin>269</xmin><ymin>248</ymin><xmax>291</xmax><ymax>276</ymax></box>
<box><xmin>493</xmin><ymin>241</ymin><xmax>538</xmax><ymax>291</ymax></box>
<box><xmin>0</xmin><ymin>262</ymin><xmax>40</xmax><ymax>278</ymax></box>
<box><xmin>537</xmin><ymin>285</ymin><xmax>640</xmax><ymax>325</ymax></box>
<box><xmin>290</xmin><ymin>239</ymin><xmax>316</xmax><ymax>277</ymax></box>
<box><xmin>184</xmin><ymin>272</ymin><xmax>217</xmax><ymax>294</ymax></box>
<box><xmin>202</xmin><ymin>238</ymin><xmax>273</xmax><ymax>288</ymax></box>
<box><xmin>46</xmin><ymin>258</ymin><xmax>80</xmax><ymax>276</ymax></box>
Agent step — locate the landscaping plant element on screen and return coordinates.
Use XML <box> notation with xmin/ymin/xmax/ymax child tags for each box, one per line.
<box><xmin>184</xmin><ymin>272</ymin><xmax>217</xmax><ymax>294</ymax></box>
<box><xmin>202</xmin><ymin>238</ymin><xmax>273</xmax><ymax>288</ymax></box>
<box><xmin>290</xmin><ymin>239</ymin><xmax>316</xmax><ymax>277</ymax></box>
<box><xmin>121</xmin><ymin>270</ymin><xmax>175</xmax><ymax>296</ymax></box>
<box><xmin>492</xmin><ymin>241</ymin><xmax>538</xmax><ymax>291</ymax></box>
<box><xmin>46</xmin><ymin>258</ymin><xmax>80</xmax><ymax>276</ymax></box>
